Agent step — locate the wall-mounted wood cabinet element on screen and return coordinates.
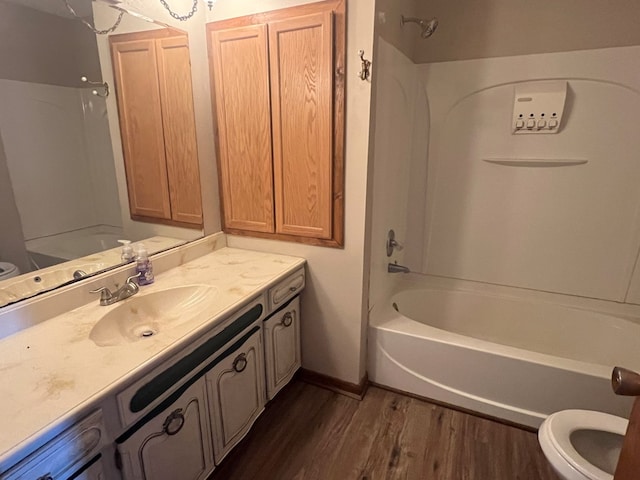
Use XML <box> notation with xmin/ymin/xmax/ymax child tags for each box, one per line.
<box><xmin>208</xmin><ymin>0</ymin><xmax>345</xmax><ymax>247</ymax></box>
<box><xmin>110</xmin><ymin>29</ymin><xmax>203</xmax><ymax>228</ymax></box>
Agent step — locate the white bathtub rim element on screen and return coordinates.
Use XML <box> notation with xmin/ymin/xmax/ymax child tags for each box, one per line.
<box><xmin>391</xmin><ymin>274</ymin><xmax>640</xmax><ymax>325</ymax></box>
<box><xmin>371</xmin><ymin>300</ymin><xmax>621</xmax><ymax>380</ymax></box>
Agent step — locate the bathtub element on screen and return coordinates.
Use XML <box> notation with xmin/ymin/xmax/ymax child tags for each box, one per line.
<box><xmin>368</xmin><ymin>284</ymin><xmax>640</xmax><ymax>428</ymax></box>
<box><xmin>26</xmin><ymin>226</ymin><xmax>122</xmax><ymax>267</ymax></box>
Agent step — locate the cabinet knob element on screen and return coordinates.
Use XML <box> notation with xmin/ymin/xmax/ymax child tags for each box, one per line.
<box><xmin>282</xmin><ymin>312</ymin><xmax>294</xmax><ymax>327</ymax></box>
<box><xmin>289</xmin><ymin>286</ymin><xmax>297</xmax><ymax>292</ymax></box>
<box><xmin>163</xmin><ymin>408</ymin><xmax>185</xmax><ymax>436</ymax></box>
<box><xmin>233</xmin><ymin>353</ymin><xmax>248</xmax><ymax>373</ymax></box>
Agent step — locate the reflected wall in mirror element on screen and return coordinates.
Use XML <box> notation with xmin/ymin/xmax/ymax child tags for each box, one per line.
<box><xmin>0</xmin><ymin>0</ymin><xmax>204</xmax><ymax>308</ymax></box>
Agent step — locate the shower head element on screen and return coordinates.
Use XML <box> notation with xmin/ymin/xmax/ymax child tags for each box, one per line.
<box><xmin>401</xmin><ymin>15</ymin><xmax>439</xmax><ymax>39</ymax></box>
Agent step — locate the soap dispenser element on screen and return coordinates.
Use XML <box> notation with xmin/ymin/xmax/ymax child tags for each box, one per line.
<box><xmin>135</xmin><ymin>243</ymin><xmax>154</xmax><ymax>285</ymax></box>
<box><xmin>118</xmin><ymin>240</ymin><xmax>134</xmax><ymax>263</ymax></box>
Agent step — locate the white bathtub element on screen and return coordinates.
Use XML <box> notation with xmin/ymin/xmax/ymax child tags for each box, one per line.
<box><xmin>368</xmin><ymin>285</ymin><xmax>640</xmax><ymax>428</ymax></box>
<box><xmin>26</xmin><ymin>226</ymin><xmax>122</xmax><ymax>267</ymax></box>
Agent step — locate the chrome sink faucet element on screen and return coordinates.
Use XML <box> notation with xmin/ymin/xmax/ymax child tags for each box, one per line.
<box><xmin>90</xmin><ymin>274</ymin><xmax>140</xmax><ymax>306</ymax></box>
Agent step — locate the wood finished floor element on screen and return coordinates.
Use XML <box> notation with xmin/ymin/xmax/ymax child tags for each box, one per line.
<box><xmin>209</xmin><ymin>381</ymin><xmax>560</xmax><ymax>480</ymax></box>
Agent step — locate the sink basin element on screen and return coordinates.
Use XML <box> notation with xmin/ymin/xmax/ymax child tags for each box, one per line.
<box><xmin>89</xmin><ymin>285</ymin><xmax>218</xmax><ymax>346</ymax></box>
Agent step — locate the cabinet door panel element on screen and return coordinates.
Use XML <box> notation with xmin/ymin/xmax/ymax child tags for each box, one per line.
<box><xmin>206</xmin><ymin>329</ymin><xmax>265</xmax><ymax>463</ymax></box>
<box><xmin>157</xmin><ymin>35</ymin><xmax>203</xmax><ymax>226</ymax></box>
<box><xmin>110</xmin><ymin>38</ymin><xmax>171</xmax><ymax>220</ymax></box>
<box><xmin>210</xmin><ymin>25</ymin><xmax>275</xmax><ymax>233</ymax></box>
<box><xmin>264</xmin><ymin>296</ymin><xmax>301</xmax><ymax>400</ymax></box>
<box><xmin>118</xmin><ymin>379</ymin><xmax>214</xmax><ymax>480</ymax></box>
<box><xmin>269</xmin><ymin>12</ymin><xmax>334</xmax><ymax>239</ymax></box>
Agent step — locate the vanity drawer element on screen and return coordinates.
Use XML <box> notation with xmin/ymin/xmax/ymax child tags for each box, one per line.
<box><xmin>116</xmin><ymin>296</ymin><xmax>266</xmax><ymax>429</ymax></box>
<box><xmin>268</xmin><ymin>268</ymin><xmax>305</xmax><ymax>313</ymax></box>
<box><xmin>3</xmin><ymin>410</ymin><xmax>106</xmax><ymax>480</ymax></box>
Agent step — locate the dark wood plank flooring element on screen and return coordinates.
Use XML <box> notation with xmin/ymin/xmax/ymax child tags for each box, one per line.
<box><xmin>209</xmin><ymin>381</ymin><xmax>560</xmax><ymax>480</ymax></box>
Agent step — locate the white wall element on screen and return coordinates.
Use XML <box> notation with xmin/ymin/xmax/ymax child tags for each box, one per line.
<box><xmin>413</xmin><ymin>0</ymin><xmax>640</xmax><ymax>63</ymax></box>
<box><xmin>220</xmin><ymin>0</ymin><xmax>376</xmax><ymax>385</ymax></box>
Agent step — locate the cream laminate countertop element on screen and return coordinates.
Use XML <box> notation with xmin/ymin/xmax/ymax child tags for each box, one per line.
<box><xmin>0</xmin><ymin>247</ymin><xmax>305</xmax><ymax>471</ymax></box>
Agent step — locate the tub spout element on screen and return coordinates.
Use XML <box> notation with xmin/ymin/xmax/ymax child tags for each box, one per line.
<box><xmin>388</xmin><ymin>262</ymin><xmax>410</xmax><ymax>274</ymax></box>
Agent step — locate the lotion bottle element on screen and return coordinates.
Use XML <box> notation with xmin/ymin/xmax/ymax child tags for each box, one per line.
<box><xmin>118</xmin><ymin>240</ymin><xmax>134</xmax><ymax>263</ymax></box>
<box><xmin>135</xmin><ymin>243</ymin><xmax>154</xmax><ymax>285</ymax></box>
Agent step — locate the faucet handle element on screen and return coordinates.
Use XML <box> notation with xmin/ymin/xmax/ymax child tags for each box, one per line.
<box><xmin>90</xmin><ymin>286</ymin><xmax>113</xmax><ymax>305</ymax></box>
<box><xmin>126</xmin><ymin>273</ymin><xmax>141</xmax><ymax>285</ymax></box>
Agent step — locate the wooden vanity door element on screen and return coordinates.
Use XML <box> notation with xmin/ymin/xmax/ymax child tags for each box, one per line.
<box><xmin>206</xmin><ymin>328</ymin><xmax>266</xmax><ymax>464</ymax></box>
<box><xmin>117</xmin><ymin>379</ymin><xmax>214</xmax><ymax>480</ymax></box>
<box><xmin>264</xmin><ymin>296</ymin><xmax>301</xmax><ymax>400</ymax></box>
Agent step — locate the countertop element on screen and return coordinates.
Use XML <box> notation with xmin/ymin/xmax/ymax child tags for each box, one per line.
<box><xmin>0</xmin><ymin>246</ymin><xmax>305</xmax><ymax>470</ymax></box>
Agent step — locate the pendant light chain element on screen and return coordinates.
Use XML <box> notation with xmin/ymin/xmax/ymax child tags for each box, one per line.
<box><xmin>159</xmin><ymin>0</ymin><xmax>199</xmax><ymax>21</ymax></box>
<box><xmin>62</xmin><ymin>0</ymin><xmax>124</xmax><ymax>35</ymax></box>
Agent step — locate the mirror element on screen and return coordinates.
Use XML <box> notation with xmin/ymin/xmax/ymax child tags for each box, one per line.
<box><xmin>0</xmin><ymin>0</ymin><xmax>204</xmax><ymax>308</ymax></box>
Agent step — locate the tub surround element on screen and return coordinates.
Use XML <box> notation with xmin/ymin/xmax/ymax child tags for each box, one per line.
<box><xmin>0</xmin><ymin>233</ymin><xmax>305</xmax><ymax>472</ymax></box>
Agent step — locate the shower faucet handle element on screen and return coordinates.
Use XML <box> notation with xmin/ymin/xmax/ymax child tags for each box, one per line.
<box><xmin>612</xmin><ymin>366</ymin><xmax>640</xmax><ymax>396</ymax></box>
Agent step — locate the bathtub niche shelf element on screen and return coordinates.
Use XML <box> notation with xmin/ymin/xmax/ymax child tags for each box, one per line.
<box><xmin>482</xmin><ymin>158</ymin><xmax>588</xmax><ymax>168</ymax></box>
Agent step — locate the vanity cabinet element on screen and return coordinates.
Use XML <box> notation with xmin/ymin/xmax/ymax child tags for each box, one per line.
<box><xmin>1</xmin><ymin>411</ymin><xmax>107</xmax><ymax>480</ymax></box>
<box><xmin>72</xmin><ymin>457</ymin><xmax>106</xmax><ymax>480</ymax></box>
<box><xmin>110</xmin><ymin>29</ymin><xmax>203</xmax><ymax>228</ymax></box>
<box><xmin>116</xmin><ymin>379</ymin><xmax>214</xmax><ymax>480</ymax></box>
<box><xmin>207</xmin><ymin>0</ymin><xmax>345</xmax><ymax>247</ymax></box>
<box><xmin>264</xmin><ymin>296</ymin><xmax>301</xmax><ymax>400</ymax></box>
<box><xmin>206</xmin><ymin>328</ymin><xmax>265</xmax><ymax>463</ymax></box>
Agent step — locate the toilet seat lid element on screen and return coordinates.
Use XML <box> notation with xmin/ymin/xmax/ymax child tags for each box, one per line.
<box><xmin>544</xmin><ymin>409</ymin><xmax>628</xmax><ymax>480</ymax></box>
<box><xmin>0</xmin><ymin>262</ymin><xmax>17</xmax><ymax>277</ymax></box>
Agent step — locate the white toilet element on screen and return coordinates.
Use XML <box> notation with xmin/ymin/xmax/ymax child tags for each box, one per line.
<box><xmin>538</xmin><ymin>410</ymin><xmax>628</xmax><ymax>480</ymax></box>
<box><xmin>0</xmin><ymin>262</ymin><xmax>19</xmax><ymax>281</ymax></box>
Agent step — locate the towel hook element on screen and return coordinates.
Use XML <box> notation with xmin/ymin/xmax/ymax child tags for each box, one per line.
<box><xmin>358</xmin><ymin>50</ymin><xmax>371</xmax><ymax>81</ymax></box>
<box><xmin>81</xmin><ymin>76</ymin><xmax>110</xmax><ymax>98</ymax></box>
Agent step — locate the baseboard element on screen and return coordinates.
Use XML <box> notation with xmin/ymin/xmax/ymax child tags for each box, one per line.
<box><xmin>298</xmin><ymin>369</ymin><xmax>369</xmax><ymax>400</ymax></box>
<box><xmin>370</xmin><ymin>381</ymin><xmax>537</xmax><ymax>433</ymax></box>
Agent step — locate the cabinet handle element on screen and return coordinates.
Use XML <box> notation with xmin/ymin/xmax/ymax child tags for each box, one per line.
<box><xmin>282</xmin><ymin>312</ymin><xmax>293</xmax><ymax>327</ymax></box>
<box><xmin>233</xmin><ymin>353</ymin><xmax>248</xmax><ymax>373</ymax></box>
<box><xmin>37</xmin><ymin>475</ymin><xmax>53</xmax><ymax>480</ymax></box>
<box><xmin>162</xmin><ymin>408</ymin><xmax>185</xmax><ymax>436</ymax></box>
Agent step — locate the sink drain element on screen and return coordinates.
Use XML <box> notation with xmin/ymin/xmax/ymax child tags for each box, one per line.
<box><xmin>133</xmin><ymin>325</ymin><xmax>158</xmax><ymax>339</ymax></box>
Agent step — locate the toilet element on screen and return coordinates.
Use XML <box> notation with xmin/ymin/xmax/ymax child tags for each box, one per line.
<box><xmin>0</xmin><ymin>262</ymin><xmax>19</xmax><ymax>281</ymax></box>
<box><xmin>538</xmin><ymin>410</ymin><xmax>628</xmax><ymax>480</ymax></box>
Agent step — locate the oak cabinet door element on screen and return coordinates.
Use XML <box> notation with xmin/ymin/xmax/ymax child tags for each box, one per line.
<box><xmin>111</xmin><ymin>30</ymin><xmax>203</xmax><ymax>227</ymax></box>
<box><xmin>264</xmin><ymin>296</ymin><xmax>301</xmax><ymax>400</ymax></box>
<box><xmin>209</xmin><ymin>25</ymin><xmax>275</xmax><ymax>233</ymax></box>
<box><xmin>111</xmin><ymin>38</ymin><xmax>172</xmax><ymax>221</ymax></box>
<box><xmin>269</xmin><ymin>12</ymin><xmax>334</xmax><ymax>239</ymax></box>
<box><xmin>157</xmin><ymin>35</ymin><xmax>203</xmax><ymax>226</ymax></box>
<box><xmin>206</xmin><ymin>328</ymin><xmax>266</xmax><ymax>464</ymax></box>
<box><xmin>117</xmin><ymin>379</ymin><xmax>215</xmax><ymax>480</ymax></box>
